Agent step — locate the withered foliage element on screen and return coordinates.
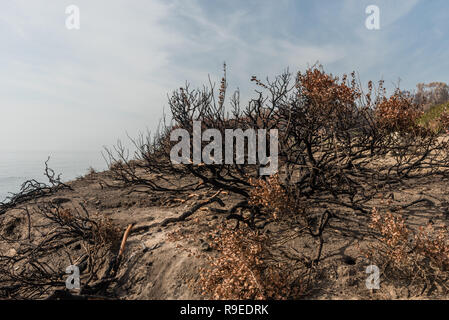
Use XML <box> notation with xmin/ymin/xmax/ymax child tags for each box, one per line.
<box><xmin>365</xmin><ymin>208</ymin><xmax>449</xmax><ymax>293</ymax></box>
<box><xmin>102</xmin><ymin>65</ymin><xmax>449</xmax><ymax>298</ymax></box>
<box><xmin>2</xmin><ymin>65</ymin><xmax>446</xmax><ymax>299</ymax></box>
<box><xmin>105</xmin><ymin>65</ymin><xmax>449</xmax><ymax>219</ymax></box>
<box><xmin>197</xmin><ymin>223</ymin><xmax>310</xmax><ymax>300</ymax></box>
<box><xmin>249</xmin><ymin>174</ymin><xmax>297</xmax><ymax>221</ymax></box>
<box><xmin>375</xmin><ymin>90</ymin><xmax>424</xmax><ymax>134</ymax></box>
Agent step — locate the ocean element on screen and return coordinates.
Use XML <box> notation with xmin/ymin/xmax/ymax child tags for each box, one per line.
<box><xmin>0</xmin><ymin>150</ymin><xmax>108</xmax><ymax>201</ymax></box>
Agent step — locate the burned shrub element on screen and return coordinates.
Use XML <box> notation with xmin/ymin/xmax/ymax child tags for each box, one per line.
<box><xmin>375</xmin><ymin>89</ymin><xmax>424</xmax><ymax>134</ymax></box>
<box><xmin>104</xmin><ymin>65</ymin><xmax>449</xmax><ymax>295</ymax></box>
<box><xmin>364</xmin><ymin>208</ymin><xmax>449</xmax><ymax>294</ymax></box>
<box><xmin>0</xmin><ymin>202</ymin><xmax>122</xmax><ymax>299</ymax></box>
<box><xmin>0</xmin><ymin>158</ymin><xmax>72</xmax><ymax>216</ymax></box>
<box><xmin>197</xmin><ymin>223</ymin><xmax>310</xmax><ymax>300</ymax></box>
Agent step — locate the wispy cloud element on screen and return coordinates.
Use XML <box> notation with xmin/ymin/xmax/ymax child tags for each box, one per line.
<box><xmin>0</xmin><ymin>0</ymin><xmax>447</xmax><ymax>152</ymax></box>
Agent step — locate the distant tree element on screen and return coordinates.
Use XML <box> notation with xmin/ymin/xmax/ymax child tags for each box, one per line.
<box><xmin>414</xmin><ymin>82</ymin><xmax>449</xmax><ymax>110</ymax></box>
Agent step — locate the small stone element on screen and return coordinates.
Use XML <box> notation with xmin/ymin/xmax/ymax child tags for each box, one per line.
<box><xmin>201</xmin><ymin>242</ymin><xmax>211</xmax><ymax>252</ymax></box>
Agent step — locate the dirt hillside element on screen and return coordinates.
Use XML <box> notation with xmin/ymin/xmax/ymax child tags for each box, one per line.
<box><xmin>2</xmin><ymin>166</ymin><xmax>449</xmax><ymax>300</ymax></box>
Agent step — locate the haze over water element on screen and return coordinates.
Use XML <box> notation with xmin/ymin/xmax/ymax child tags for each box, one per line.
<box><xmin>0</xmin><ymin>150</ymin><xmax>107</xmax><ymax>201</ymax></box>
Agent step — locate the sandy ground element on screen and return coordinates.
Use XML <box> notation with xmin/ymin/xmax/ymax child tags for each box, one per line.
<box><xmin>2</xmin><ymin>167</ymin><xmax>449</xmax><ymax>300</ymax></box>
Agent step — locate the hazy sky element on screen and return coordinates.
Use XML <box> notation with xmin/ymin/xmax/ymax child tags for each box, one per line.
<box><xmin>1</xmin><ymin>0</ymin><xmax>448</xmax><ymax>152</ymax></box>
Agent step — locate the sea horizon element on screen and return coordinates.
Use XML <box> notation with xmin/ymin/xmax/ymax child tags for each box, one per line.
<box><xmin>0</xmin><ymin>149</ymin><xmax>108</xmax><ymax>201</ymax></box>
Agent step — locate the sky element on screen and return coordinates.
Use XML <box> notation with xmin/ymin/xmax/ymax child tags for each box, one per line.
<box><xmin>1</xmin><ymin>0</ymin><xmax>448</xmax><ymax>153</ymax></box>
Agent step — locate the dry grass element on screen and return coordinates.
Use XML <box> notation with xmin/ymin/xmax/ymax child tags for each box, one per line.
<box><xmin>364</xmin><ymin>208</ymin><xmax>449</xmax><ymax>293</ymax></box>
<box><xmin>249</xmin><ymin>174</ymin><xmax>297</xmax><ymax>220</ymax></box>
<box><xmin>197</xmin><ymin>223</ymin><xmax>308</xmax><ymax>300</ymax></box>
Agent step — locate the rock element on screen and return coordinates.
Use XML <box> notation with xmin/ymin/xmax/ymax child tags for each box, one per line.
<box><xmin>145</xmin><ymin>242</ymin><xmax>163</xmax><ymax>251</ymax></box>
<box><xmin>201</xmin><ymin>242</ymin><xmax>211</xmax><ymax>252</ymax></box>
